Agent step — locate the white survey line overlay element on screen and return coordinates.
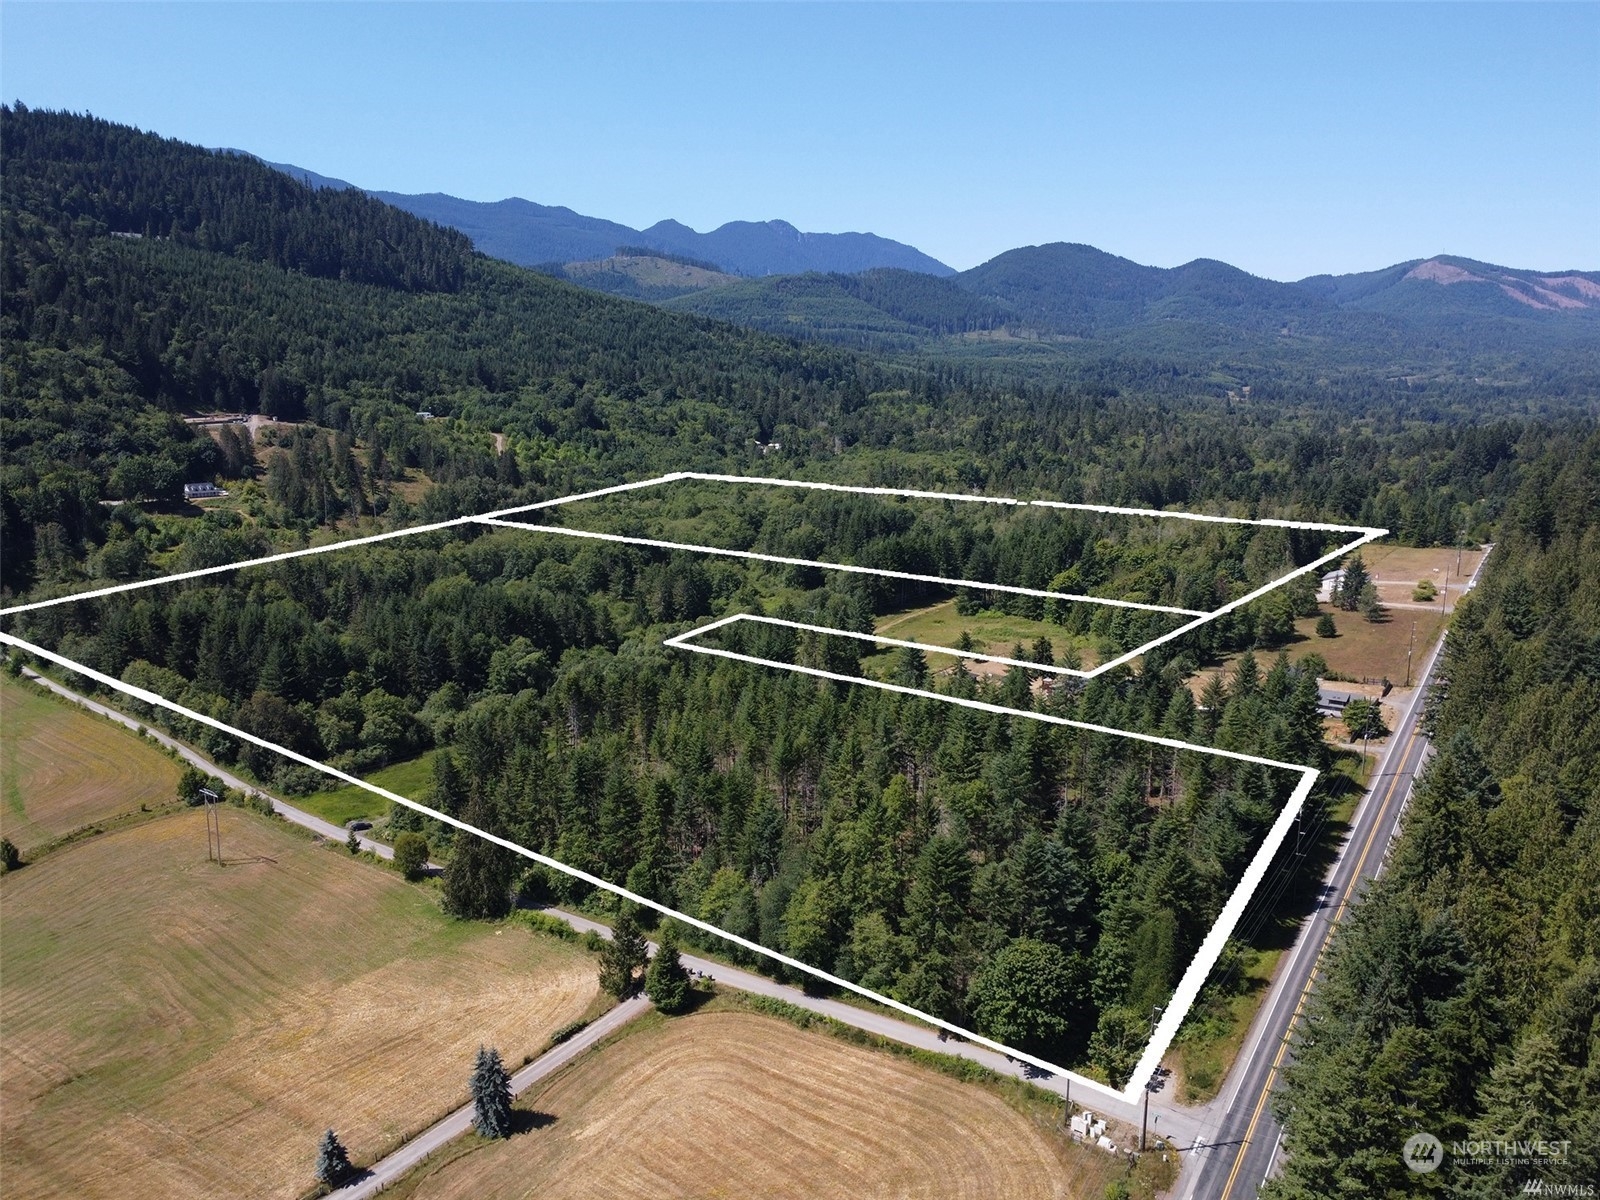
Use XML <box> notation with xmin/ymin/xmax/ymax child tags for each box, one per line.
<box><xmin>0</xmin><ymin>470</ymin><xmax>1383</xmax><ymax>1105</ymax></box>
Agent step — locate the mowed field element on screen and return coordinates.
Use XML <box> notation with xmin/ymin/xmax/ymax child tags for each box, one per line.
<box><xmin>0</xmin><ymin>807</ymin><xmax>600</xmax><ymax>1200</ymax></box>
<box><xmin>390</xmin><ymin>1010</ymin><xmax>1120</xmax><ymax>1200</ymax></box>
<box><xmin>1298</xmin><ymin>604</ymin><xmax>1447</xmax><ymax>685</ymax></box>
<box><xmin>0</xmin><ymin>674</ymin><xmax>182</xmax><ymax>855</ymax></box>
<box><xmin>294</xmin><ymin>751</ymin><xmax>437</xmax><ymax>826</ymax></box>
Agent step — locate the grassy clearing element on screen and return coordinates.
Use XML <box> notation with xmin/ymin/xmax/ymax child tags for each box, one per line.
<box><xmin>386</xmin><ymin>1005</ymin><xmax>1167</xmax><ymax>1200</ymax></box>
<box><xmin>292</xmin><ymin>751</ymin><xmax>437</xmax><ymax>826</ymax></box>
<box><xmin>1360</xmin><ymin>543</ymin><xmax>1483</xmax><ymax>585</ymax></box>
<box><xmin>0</xmin><ymin>806</ymin><xmax>600</xmax><ymax>1200</ymax></box>
<box><xmin>1195</xmin><ymin>602</ymin><xmax>1446</xmax><ymax>693</ymax></box>
<box><xmin>1169</xmin><ymin>947</ymin><xmax>1282</xmax><ymax>1104</ymax></box>
<box><xmin>1304</xmin><ymin>604</ymin><xmax>1447</xmax><ymax>685</ymax></box>
<box><xmin>0</xmin><ymin>674</ymin><xmax>182</xmax><ymax>856</ymax></box>
<box><xmin>858</xmin><ymin>598</ymin><xmax>1100</xmax><ymax>678</ymax></box>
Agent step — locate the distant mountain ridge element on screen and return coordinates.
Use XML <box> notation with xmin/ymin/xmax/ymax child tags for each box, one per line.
<box><xmin>261</xmin><ymin>159</ymin><xmax>954</xmax><ymax>278</ymax></box>
<box><xmin>1298</xmin><ymin>255</ymin><xmax>1600</xmax><ymax>318</ymax></box>
<box><xmin>668</xmin><ymin>241</ymin><xmax>1593</xmax><ymax>360</ymax></box>
<box><xmin>256</xmin><ymin>155</ymin><xmax>1594</xmax><ymax>376</ymax></box>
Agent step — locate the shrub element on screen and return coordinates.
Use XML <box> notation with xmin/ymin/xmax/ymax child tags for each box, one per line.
<box><xmin>393</xmin><ymin>831</ymin><xmax>429</xmax><ymax>879</ymax></box>
<box><xmin>549</xmin><ymin>1018</ymin><xmax>588</xmax><ymax>1045</ymax></box>
<box><xmin>1316</xmin><ymin>613</ymin><xmax>1338</xmax><ymax>638</ymax></box>
<box><xmin>1</xmin><ymin>838</ymin><xmax>20</xmax><ymax>872</ymax></box>
<box><xmin>1413</xmin><ymin>579</ymin><xmax>1437</xmax><ymax>602</ymax></box>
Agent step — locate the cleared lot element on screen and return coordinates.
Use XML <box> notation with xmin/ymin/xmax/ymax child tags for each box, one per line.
<box><xmin>0</xmin><ymin>807</ymin><xmax>599</xmax><ymax>1200</ymax></box>
<box><xmin>390</xmin><ymin>1009</ymin><xmax>1125</xmax><ymax>1200</ymax></box>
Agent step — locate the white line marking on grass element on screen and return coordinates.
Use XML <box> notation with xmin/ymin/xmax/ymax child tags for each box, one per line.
<box><xmin>715</xmin><ymin>613</ymin><xmax>1097</xmax><ymax>678</ymax></box>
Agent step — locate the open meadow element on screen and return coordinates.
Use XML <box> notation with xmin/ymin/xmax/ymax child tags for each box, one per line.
<box><xmin>861</xmin><ymin>598</ymin><xmax>1103</xmax><ymax>678</ymax></box>
<box><xmin>0</xmin><ymin>806</ymin><xmax>601</xmax><ymax>1200</ymax></box>
<box><xmin>1359</xmin><ymin>543</ymin><xmax>1484</xmax><ymax>610</ymax></box>
<box><xmin>387</xmin><ymin>1007</ymin><xmax>1139</xmax><ymax>1200</ymax></box>
<box><xmin>0</xmin><ymin>674</ymin><xmax>182</xmax><ymax>856</ymax></box>
<box><xmin>293</xmin><ymin>750</ymin><xmax>437</xmax><ymax>826</ymax></box>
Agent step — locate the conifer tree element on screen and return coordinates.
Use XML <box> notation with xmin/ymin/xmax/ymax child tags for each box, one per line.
<box><xmin>599</xmin><ymin>907</ymin><xmax>649</xmax><ymax>998</ymax></box>
<box><xmin>441</xmin><ymin>798</ymin><xmax>514</xmax><ymax>920</ymax></box>
<box><xmin>470</xmin><ymin>1045</ymin><xmax>513</xmax><ymax>1139</ymax></box>
<box><xmin>314</xmin><ymin>1128</ymin><xmax>353</xmax><ymax>1188</ymax></box>
<box><xmin>645</xmin><ymin>924</ymin><xmax>692</xmax><ymax>1013</ymax></box>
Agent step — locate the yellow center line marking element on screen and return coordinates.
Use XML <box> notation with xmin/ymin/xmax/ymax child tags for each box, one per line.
<box><xmin>1216</xmin><ymin>723</ymin><xmax>1422</xmax><ymax>1199</ymax></box>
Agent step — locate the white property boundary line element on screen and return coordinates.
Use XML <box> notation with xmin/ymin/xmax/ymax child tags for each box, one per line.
<box><xmin>0</xmin><ymin>624</ymin><xmax>1314</xmax><ymax>1107</ymax></box>
<box><xmin>476</xmin><ymin>472</ymin><xmax>1387</xmax><ymax>681</ymax></box>
<box><xmin>663</xmin><ymin>613</ymin><xmax>1320</xmax><ymax>1102</ymax></box>
<box><xmin>0</xmin><ymin>470</ymin><xmax>1382</xmax><ymax>1106</ymax></box>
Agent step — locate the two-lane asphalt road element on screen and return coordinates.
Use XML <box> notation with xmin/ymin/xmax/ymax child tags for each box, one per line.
<box><xmin>1183</xmin><ymin>545</ymin><xmax>1491</xmax><ymax>1200</ymax></box>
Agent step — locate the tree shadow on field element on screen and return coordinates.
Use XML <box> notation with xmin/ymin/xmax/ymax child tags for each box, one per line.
<box><xmin>509</xmin><ymin>1109</ymin><xmax>558</xmax><ymax>1135</ymax></box>
<box><xmin>670</xmin><ymin>983</ymin><xmax>717</xmax><ymax>1016</ymax></box>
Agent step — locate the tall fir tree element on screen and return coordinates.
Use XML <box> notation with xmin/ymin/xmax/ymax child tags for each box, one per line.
<box><xmin>599</xmin><ymin>907</ymin><xmax>649</xmax><ymax>998</ymax></box>
<box><xmin>441</xmin><ymin>797</ymin><xmax>515</xmax><ymax>920</ymax></box>
<box><xmin>314</xmin><ymin>1128</ymin><xmax>352</xmax><ymax>1188</ymax></box>
<box><xmin>644</xmin><ymin>924</ymin><xmax>692</xmax><ymax>1013</ymax></box>
<box><xmin>470</xmin><ymin>1045</ymin><xmax>513</xmax><ymax>1139</ymax></box>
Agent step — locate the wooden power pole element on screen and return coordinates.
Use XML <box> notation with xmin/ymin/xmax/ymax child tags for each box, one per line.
<box><xmin>200</xmin><ymin>786</ymin><xmax>221</xmax><ymax>864</ymax></box>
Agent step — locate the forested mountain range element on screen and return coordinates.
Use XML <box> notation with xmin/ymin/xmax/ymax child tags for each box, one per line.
<box><xmin>261</xmin><ymin>154</ymin><xmax>1597</xmax><ymax>385</ymax></box>
<box><xmin>9</xmin><ymin>105</ymin><xmax>1570</xmax><ymax>601</ymax></box>
<box><xmin>665</xmin><ymin>243</ymin><xmax>1600</xmax><ymax>382</ymax></box>
<box><xmin>264</xmin><ymin>158</ymin><xmax>955</xmax><ymax>278</ymax></box>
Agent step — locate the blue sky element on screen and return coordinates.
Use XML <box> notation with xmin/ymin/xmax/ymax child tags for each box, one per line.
<box><xmin>3</xmin><ymin>3</ymin><xmax>1595</xmax><ymax>278</ymax></box>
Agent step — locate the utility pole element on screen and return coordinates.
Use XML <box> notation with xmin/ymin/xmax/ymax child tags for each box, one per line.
<box><xmin>1140</xmin><ymin>1004</ymin><xmax>1163</xmax><ymax>1151</ymax></box>
<box><xmin>1404</xmin><ymin>619</ymin><xmax>1416</xmax><ymax>688</ymax></box>
<box><xmin>200</xmin><ymin>787</ymin><xmax>221</xmax><ymax>864</ymax></box>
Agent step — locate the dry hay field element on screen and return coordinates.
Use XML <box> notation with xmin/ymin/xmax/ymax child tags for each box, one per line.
<box><xmin>1191</xmin><ymin>600</ymin><xmax>1447</xmax><ymax>700</ymax></box>
<box><xmin>0</xmin><ymin>807</ymin><xmax>600</xmax><ymax>1200</ymax></box>
<box><xmin>1299</xmin><ymin>603</ymin><xmax>1448</xmax><ymax>686</ymax></box>
<box><xmin>390</xmin><ymin>1009</ymin><xmax>1124</xmax><ymax>1200</ymax></box>
<box><xmin>0</xmin><ymin>674</ymin><xmax>182</xmax><ymax>856</ymax></box>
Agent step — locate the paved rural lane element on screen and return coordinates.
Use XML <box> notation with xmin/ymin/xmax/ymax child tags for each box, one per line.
<box><xmin>540</xmin><ymin>900</ymin><xmax>1208</xmax><ymax>1147</ymax></box>
<box><xmin>330</xmin><ymin>995</ymin><xmax>652</xmax><ymax>1199</ymax></box>
<box><xmin>1179</xmin><ymin>543</ymin><xmax>1492</xmax><ymax>1200</ymax></box>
